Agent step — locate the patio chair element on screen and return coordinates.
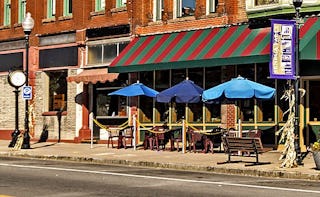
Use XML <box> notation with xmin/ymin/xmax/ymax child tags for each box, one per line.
<box><xmin>107</xmin><ymin>127</ymin><xmax>123</xmax><ymax>149</ymax></box>
<box><xmin>121</xmin><ymin>126</ymin><xmax>134</xmax><ymax>149</ymax></box>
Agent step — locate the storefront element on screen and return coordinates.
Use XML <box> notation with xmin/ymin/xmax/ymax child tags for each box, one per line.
<box><xmin>108</xmin><ymin>16</ymin><xmax>320</xmax><ymax>147</ymax></box>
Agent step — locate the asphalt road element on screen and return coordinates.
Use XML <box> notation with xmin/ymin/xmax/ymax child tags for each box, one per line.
<box><xmin>0</xmin><ymin>157</ymin><xmax>319</xmax><ymax>197</ymax></box>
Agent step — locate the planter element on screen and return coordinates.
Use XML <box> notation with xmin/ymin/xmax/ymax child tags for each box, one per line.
<box><xmin>313</xmin><ymin>151</ymin><xmax>320</xmax><ymax>170</ymax></box>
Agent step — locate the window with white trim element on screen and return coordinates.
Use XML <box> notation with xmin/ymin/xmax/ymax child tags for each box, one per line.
<box><xmin>206</xmin><ymin>0</ymin><xmax>216</xmax><ymax>14</ymax></box>
<box><xmin>255</xmin><ymin>0</ymin><xmax>279</xmax><ymax>6</ymax></box>
<box><xmin>87</xmin><ymin>39</ymin><xmax>129</xmax><ymax>66</ymax></box>
<box><xmin>18</xmin><ymin>0</ymin><xmax>26</xmax><ymax>24</ymax></box>
<box><xmin>153</xmin><ymin>0</ymin><xmax>163</xmax><ymax>21</ymax></box>
<box><xmin>95</xmin><ymin>0</ymin><xmax>105</xmax><ymax>12</ymax></box>
<box><xmin>4</xmin><ymin>0</ymin><xmax>11</xmax><ymax>26</ymax></box>
<box><xmin>116</xmin><ymin>0</ymin><xmax>126</xmax><ymax>8</ymax></box>
<box><xmin>175</xmin><ymin>0</ymin><xmax>195</xmax><ymax>18</ymax></box>
<box><xmin>63</xmin><ymin>0</ymin><xmax>72</xmax><ymax>16</ymax></box>
<box><xmin>47</xmin><ymin>0</ymin><xmax>56</xmax><ymax>19</ymax></box>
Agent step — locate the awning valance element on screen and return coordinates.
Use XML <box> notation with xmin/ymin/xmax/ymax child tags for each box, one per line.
<box><xmin>109</xmin><ymin>17</ymin><xmax>320</xmax><ymax>73</ymax></box>
<box><xmin>67</xmin><ymin>68</ymin><xmax>119</xmax><ymax>84</ymax></box>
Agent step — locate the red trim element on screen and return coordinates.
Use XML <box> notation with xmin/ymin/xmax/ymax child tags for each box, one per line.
<box><xmin>138</xmin><ymin>34</ymin><xmax>171</xmax><ymax>64</ymax></box>
<box><xmin>187</xmin><ymin>28</ymin><xmax>220</xmax><ymax>60</ymax></box>
<box><xmin>110</xmin><ymin>37</ymin><xmax>139</xmax><ymax>67</ymax></box>
<box><xmin>241</xmin><ymin>28</ymin><xmax>269</xmax><ymax>56</ymax></box>
<box><xmin>204</xmin><ymin>26</ymin><xmax>238</xmax><ymax>59</ymax></box>
<box><xmin>221</xmin><ymin>28</ymin><xmax>251</xmax><ymax>58</ymax></box>
<box><xmin>300</xmin><ymin>17</ymin><xmax>318</xmax><ymax>39</ymax></box>
<box><xmin>154</xmin><ymin>32</ymin><xmax>187</xmax><ymax>63</ymax></box>
<box><xmin>317</xmin><ymin>31</ymin><xmax>320</xmax><ymax>59</ymax></box>
<box><xmin>170</xmin><ymin>30</ymin><xmax>204</xmax><ymax>61</ymax></box>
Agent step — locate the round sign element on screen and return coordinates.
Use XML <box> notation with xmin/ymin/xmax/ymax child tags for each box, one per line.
<box><xmin>8</xmin><ymin>70</ymin><xmax>26</xmax><ymax>88</ymax></box>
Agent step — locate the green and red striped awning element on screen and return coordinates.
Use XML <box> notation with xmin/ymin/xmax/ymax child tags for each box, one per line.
<box><xmin>109</xmin><ymin>17</ymin><xmax>320</xmax><ymax>73</ymax></box>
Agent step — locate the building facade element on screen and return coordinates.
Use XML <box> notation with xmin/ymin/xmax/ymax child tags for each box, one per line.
<box><xmin>0</xmin><ymin>0</ymin><xmax>319</xmax><ymax>150</ymax></box>
<box><xmin>109</xmin><ymin>0</ymin><xmax>320</xmax><ymax>149</ymax></box>
<box><xmin>0</xmin><ymin>0</ymin><xmax>131</xmax><ymax>142</ymax></box>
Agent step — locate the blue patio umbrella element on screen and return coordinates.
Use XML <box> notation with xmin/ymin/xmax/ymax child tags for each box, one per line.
<box><xmin>108</xmin><ymin>81</ymin><xmax>159</xmax><ymax>97</ymax></box>
<box><xmin>156</xmin><ymin>79</ymin><xmax>204</xmax><ymax>103</ymax></box>
<box><xmin>202</xmin><ymin>76</ymin><xmax>275</xmax><ymax>102</ymax></box>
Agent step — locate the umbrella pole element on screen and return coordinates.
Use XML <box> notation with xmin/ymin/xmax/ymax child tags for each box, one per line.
<box><xmin>182</xmin><ymin>119</ymin><xmax>186</xmax><ymax>154</ymax></box>
<box><xmin>133</xmin><ymin>115</ymin><xmax>137</xmax><ymax>151</ymax></box>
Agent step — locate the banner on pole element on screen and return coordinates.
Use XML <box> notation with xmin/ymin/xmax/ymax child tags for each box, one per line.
<box><xmin>269</xmin><ymin>19</ymin><xmax>296</xmax><ymax>79</ymax></box>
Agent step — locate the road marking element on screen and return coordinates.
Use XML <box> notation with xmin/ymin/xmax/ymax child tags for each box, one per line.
<box><xmin>0</xmin><ymin>163</ymin><xmax>319</xmax><ymax>194</ymax></box>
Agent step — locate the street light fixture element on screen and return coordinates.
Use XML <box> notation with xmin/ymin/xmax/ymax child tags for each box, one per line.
<box><xmin>21</xmin><ymin>12</ymin><xmax>34</xmax><ymax>149</ymax></box>
<box><xmin>293</xmin><ymin>0</ymin><xmax>303</xmax><ymax>165</ymax></box>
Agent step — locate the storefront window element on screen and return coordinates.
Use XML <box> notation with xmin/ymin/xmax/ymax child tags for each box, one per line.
<box><xmin>309</xmin><ymin>81</ymin><xmax>320</xmax><ymax>121</ymax></box>
<box><xmin>257</xmin><ymin>63</ymin><xmax>275</xmax><ymax>122</ymax></box>
<box><xmin>94</xmin><ymin>77</ymin><xmax>128</xmax><ymax>118</ymax></box>
<box><xmin>205</xmin><ymin>67</ymin><xmax>221</xmax><ymax>123</ymax></box>
<box><xmin>187</xmin><ymin>68</ymin><xmax>203</xmax><ymax>123</ymax></box>
<box><xmin>47</xmin><ymin>71</ymin><xmax>67</xmax><ymax>111</ymax></box>
<box><xmin>237</xmin><ymin>65</ymin><xmax>254</xmax><ymax>122</ymax></box>
<box><xmin>155</xmin><ymin>70</ymin><xmax>170</xmax><ymax>123</ymax></box>
<box><xmin>172</xmin><ymin>69</ymin><xmax>187</xmax><ymax>122</ymax></box>
<box><xmin>139</xmin><ymin>71</ymin><xmax>154</xmax><ymax>123</ymax></box>
<box><xmin>95</xmin><ymin>90</ymin><xmax>126</xmax><ymax>117</ymax></box>
<box><xmin>277</xmin><ymin>80</ymin><xmax>289</xmax><ymax>122</ymax></box>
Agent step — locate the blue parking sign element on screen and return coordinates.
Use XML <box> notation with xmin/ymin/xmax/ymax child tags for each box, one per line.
<box><xmin>22</xmin><ymin>86</ymin><xmax>32</xmax><ymax>100</ymax></box>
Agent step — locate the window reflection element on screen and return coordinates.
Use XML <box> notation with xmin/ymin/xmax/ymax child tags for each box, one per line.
<box><xmin>177</xmin><ymin>0</ymin><xmax>195</xmax><ymax>17</ymax></box>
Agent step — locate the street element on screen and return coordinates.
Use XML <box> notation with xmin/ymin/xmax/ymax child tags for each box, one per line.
<box><xmin>0</xmin><ymin>157</ymin><xmax>319</xmax><ymax>197</ymax></box>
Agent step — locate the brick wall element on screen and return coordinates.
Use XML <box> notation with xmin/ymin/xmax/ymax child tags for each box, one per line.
<box><xmin>133</xmin><ymin>0</ymin><xmax>248</xmax><ymax>36</ymax></box>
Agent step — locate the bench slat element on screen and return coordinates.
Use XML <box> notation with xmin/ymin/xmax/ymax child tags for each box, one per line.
<box><xmin>218</xmin><ymin>136</ymin><xmax>269</xmax><ymax>166</ymax></box>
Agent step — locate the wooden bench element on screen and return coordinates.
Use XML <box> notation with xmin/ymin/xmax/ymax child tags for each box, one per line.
<box><xmin>218</xmin><ymin>137</ymin><xmax>270</xmax><ymax>166</ymax></box>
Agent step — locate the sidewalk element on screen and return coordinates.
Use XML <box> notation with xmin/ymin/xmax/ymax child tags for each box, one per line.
<box><xmin>0</xmin><ymin>140</ymin><xmax>319</xmax><ymax>181</ymax></box>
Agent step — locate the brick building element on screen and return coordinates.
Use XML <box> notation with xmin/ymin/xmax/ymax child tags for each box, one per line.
<box><xmin>0</xmin><ymin>0</ymin><xmax>319</xmax><ymax>150</ymax></box>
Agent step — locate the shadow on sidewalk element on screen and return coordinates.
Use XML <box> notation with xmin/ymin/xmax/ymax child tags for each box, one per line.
<box><xmin>31</xmin><ymin>142</ymin><xmax>58</xmax><ymax>149</ymax></box>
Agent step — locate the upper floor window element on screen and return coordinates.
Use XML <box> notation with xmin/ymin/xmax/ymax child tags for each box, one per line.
<box><xmin>95</xmin><ymin>0</ymin><xmax>105</xmax><ymax>12</ymax></box>
<box><xmin>47</xmin><ymin>0</ymin><xmax>56</xmax><ymax>19</ymax></box>
<box><xmin>116</xmin><ymin>0</ymin><xmax>126</xmax><ymax>8</ymax></box>
<box><xmin>176</xmin><ymin>0</ymin><xmax>195</xmax><ymax>18</ymax></box>
<box><xmin>3</xmin><ymin>0</ymin><xmax>11</xmax><ymax>26</ymax></box>
<box><xmin>206</xmin><ymin>0</ymin><xmax>216</xmax><ymax>14</ymax></box>
<box><xmin>255</xmin><ymin>0</ymin><xmax>279</xmax><ymax>6</ymax></box>
<box><xmin>18</xmin><ymin>0</ymin><xmax>26</xmax><ymax>24</ymax></box>
<box><xmin>87</xmin><ymin>39</ymin><xmax>129</xmax><ymax>66</ymax></box>
<box><xmin>63</xmin><ymin>0</ymin><xmax>72</xmax><ymax>16</ymax></box>
<box><xmin>153</xmin><ymin>0</ymin><xmax>163</xmax><ymax>21</ymax></box>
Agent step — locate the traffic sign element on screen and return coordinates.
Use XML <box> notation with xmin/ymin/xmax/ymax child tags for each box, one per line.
<box><xmin>22</xmin><ymin>86</ymin><xmax>32</xmax><ymax>100</ymax></box>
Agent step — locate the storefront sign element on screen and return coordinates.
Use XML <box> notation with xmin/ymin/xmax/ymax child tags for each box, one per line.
<box><xmin>269</xmin><ymin>19</ymin><xmax>296</xmax><ymax>79</ymax></box>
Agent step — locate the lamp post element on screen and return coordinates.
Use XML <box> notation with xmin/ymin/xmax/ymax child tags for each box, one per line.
<box><xmin>21</xmin><ymin>12</ymin><xmax>34</xmax><ymax>149</ymax></box>
<box><xmin>293</xmin><ymin>0</ymin><xmax>303</xmax><ymax>165</ymax></box>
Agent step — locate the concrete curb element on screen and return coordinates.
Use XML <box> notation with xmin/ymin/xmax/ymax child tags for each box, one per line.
<box><xmin>1</xmin><ymin>152</ymin><xmax>320</xmax><ymax>181</ymax></box>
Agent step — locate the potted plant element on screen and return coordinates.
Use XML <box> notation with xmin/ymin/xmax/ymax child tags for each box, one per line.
<box><xmin>311</xmin><ymin>140</ymin><xmax>320</xmax><ymax>170</ymax></box>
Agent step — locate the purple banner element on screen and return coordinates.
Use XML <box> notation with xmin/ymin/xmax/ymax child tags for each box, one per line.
<box><xmin>269</xmin><ymin>19</ymin><xmax>296</xmax><ymax>79</ymax></box>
